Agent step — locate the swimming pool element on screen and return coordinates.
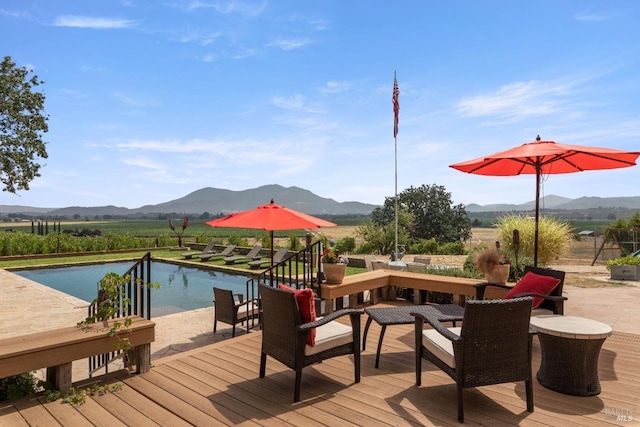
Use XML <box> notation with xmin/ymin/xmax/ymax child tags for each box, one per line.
<box><xmin>15</xmin><ymin>261</ymin><xmax>252</xmax><ymax>317</ymax></box>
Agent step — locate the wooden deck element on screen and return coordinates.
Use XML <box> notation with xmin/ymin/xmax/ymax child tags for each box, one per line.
<box><xmin>1</xmin><ymin>313</ymin><xmax>638</xmax><ymax>426</ymax></box>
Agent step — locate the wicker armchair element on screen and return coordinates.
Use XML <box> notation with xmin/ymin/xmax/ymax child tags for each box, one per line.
<box><xmin>213</xmin><ymin>287</ymin><xmax>259</xmax><ymax>337</ymax></box>
<box><xmin>475</xmin><ymin>265</ymin><xmax>567</xmax><ymax>315</ymax></box>
<box><xmin>258</xmin><ymin>284</ymin><xmax>363</xmax><ymax>403</ymax></box>
<box><xmin>413</xmin><ymin>297</ymin><xmax>535</xmax><ymax>423</ymax></box>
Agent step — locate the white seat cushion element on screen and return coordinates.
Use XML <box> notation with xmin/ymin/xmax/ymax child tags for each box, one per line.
<box><xmin>422</xmin><ymin>327</ymin><xmax>462</xmax><ymax>368</ymax></box>
<box><xmin>531</xmin><ymin>307</ymin><xmax>554</xmax><ymax>317</ymax></box>
<box><xmin>237</xmin><ymin>301</ymin><xmax>259</xmax><ymax>321</ymax></box>
<box><xmin>305</xmin><ymin>318</ymin><xmax>353</xmax><ymax>356</ymax></box>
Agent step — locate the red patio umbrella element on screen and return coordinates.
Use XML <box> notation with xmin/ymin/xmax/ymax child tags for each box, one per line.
<box><xmin>450</xmin><ymin>135</ymin><xmax>640</xmax><ymax>266</ymax></box>
<box><xmin>206</xmin><ymin>199</ymin><xmax>337</xmax><ymax>266</ymax></box>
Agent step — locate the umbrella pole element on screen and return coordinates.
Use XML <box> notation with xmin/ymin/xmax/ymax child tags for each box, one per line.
<box><xmin>534</xmin><ymin>167</ymin><xmax>540</xmax><ymax>267</ymax></box>
<box><xmin>270</xmin><ymin>231</ymin><xmax>274</xmax><ymax>267</ymax></box>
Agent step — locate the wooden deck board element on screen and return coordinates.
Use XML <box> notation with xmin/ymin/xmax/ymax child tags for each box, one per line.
<box><xmin>2</xmin><ymin>315</ymin><xmax>639</xmax><ymax>426</ymax></box>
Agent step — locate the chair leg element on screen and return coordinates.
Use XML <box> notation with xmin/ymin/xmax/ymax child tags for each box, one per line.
<box><xmin>294</xmin><ymin>368</ymin><xmax>303</xmax><ymax>403</ymax></box>
<box><xmin>457</xmin><ymin>384</ymin><xmax>464</xmax><ymax>423</ymax></box>
<box><xmin>231</xmin><ymin>323</ymin><xmax>236</xmax><ymax>337</ymax></box>
<box><xmin>259</xmin><ymin>353</ymin><xmax>267</xmax><ymax>378</ymax></box>
<box><xmin>415</xmin><ymin>351</ymin><xmax>424</xmax><ymax>386</ymax></box>
<box><xmin>525</xmin><ymin>379</ymin><xmax>534</xmax><ymax>412</ymax></box>
<box><xmin>213</xmin><ymin>318</ymin><xmax>217</xmax><ymax>333</ymax></box>
<box><xmin>354</xmin><ymin>342</ymin><xmax>361</xmax><ymax>384</ymax></box>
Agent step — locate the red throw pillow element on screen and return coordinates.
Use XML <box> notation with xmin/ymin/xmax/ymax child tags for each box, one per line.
<box><xmin>505</xmin><ymin>272</ymin><xmax>561</xmax><ymax>309</ymax></box>
<box><xmin>278</xmin><ymin>284</ymin><xmax>317</xmax><ymax>346</ymax></box>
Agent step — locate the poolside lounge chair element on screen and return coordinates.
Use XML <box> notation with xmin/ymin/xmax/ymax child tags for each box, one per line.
<box><xmin>181</xmin><ymin>240</ymin><xmax>216</xmax><ymax>259</ymax></box>
<box><xmin>248</xmin><ymin>248</ymin><xmax>290</xmax><ymax>270</ymax></box>
<box><xmin>224</xmin><ymin>245</ymin><xmax>263</xmax><ymax>265</ymax></box>
<box><xmin>199</xmin><ymin>244</ymin><xmax>237</xmax><ymax>262</ymax></box>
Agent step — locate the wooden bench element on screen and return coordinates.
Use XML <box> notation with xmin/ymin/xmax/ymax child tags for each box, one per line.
<box><xmin>0</xmin><ymin>316</ymin><xmax>155</xmax><ymax>393</ymax></box>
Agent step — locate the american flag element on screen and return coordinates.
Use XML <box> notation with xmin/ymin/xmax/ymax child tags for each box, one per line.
<box><xmin>392</xmin><ymin>73</ymin><xmax>399</xmax><ymax>138</ymax></box>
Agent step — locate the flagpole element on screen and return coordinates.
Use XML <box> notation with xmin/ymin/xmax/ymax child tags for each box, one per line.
<box><xmin>392</xmin><ymin>71</ymin><xmax>399</xmax><ymax>262</ymax></box>
<box><xmin>394</xmin><ymin>130</ymin><xmax>398</xmax><ymax>261</ymax></box>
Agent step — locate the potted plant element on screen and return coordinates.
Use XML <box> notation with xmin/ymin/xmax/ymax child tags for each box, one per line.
<box><xmin>475</xmin><ymin>246</ymin><xmax>510</xmax><ymax>284</ymax></box>
<box><xmin>321</xmin><ymin>248</ymin><xmax>348</xmax><ymax>284</ymax></box>
<box><xmin>607</xmin><ymin>255</ymin><xmax>640</xmax><ymax>281</ymax></box>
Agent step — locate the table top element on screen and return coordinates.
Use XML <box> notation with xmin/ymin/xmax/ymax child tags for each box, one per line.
<box><xmin>529</xmin><ymin>315</ymin><xmax>612</xmax><ymax>340</ymax></box>
<box><xmin>364</xmin><ymin>304</ymin><xmax>465</xmax><ymax>326</ymax></box>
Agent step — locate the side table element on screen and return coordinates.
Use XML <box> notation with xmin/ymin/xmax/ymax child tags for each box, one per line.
<box><xmin>529</xmin><ymin>315</ymin><xmax>612</xmax><ymax>396</ymax></box>
<box><xmin>363</xmin><ymin>304</ymin><xmax>465</xmax><ymax>368</ymax></box>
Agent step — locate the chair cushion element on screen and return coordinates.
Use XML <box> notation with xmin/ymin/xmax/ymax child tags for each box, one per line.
<box><xmin>278</xmin><ymin>284</ymin><xmax>317</xmax><ymax>346</ymax></box>
<box><xmin>505</xmin><ymin>271</ymin><xmax>561</xmax><ymax>309</ymax></box>
<box><xmin>236</xmin><ymin>300</ymin><xmax>260</xmax><ymax>321</ymax></box>
<box><xmin>305</xmin><ymin>318</ymin><xmax>353</xmax><ymax>356</ymax></box>
<box><xmin>422</xmin><ymin>327</ymin><xmax>462</xmax><ymax>368</ymax></box>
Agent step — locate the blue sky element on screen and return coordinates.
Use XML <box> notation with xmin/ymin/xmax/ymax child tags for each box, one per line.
<box><xmin>2</xmin><ymin>1</ymin><xmax>639</xmax><ymax>210</ymax></box>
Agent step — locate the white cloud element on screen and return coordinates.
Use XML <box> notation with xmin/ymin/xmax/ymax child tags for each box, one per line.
<box><xmin>267</xmin><ymin>38</ymin><xmax>310</xmax><ymax>50</ymax></box>
<box><xmin>320</xmin><ymin>80</ymin><xmax>351</xmax><ymax>94</ymax></box>
<box><xmin>272</xmin><ymin>94</ymin><xmax>305</xmax><ymax>110</ymax></box>
<box><xmin>112</xmin><ymin>92</ymin><xmax>161</xmax><ymax>107</ymax></box>
<box><xmin>185</xmin><ymin>0</ymin><xmax>267</xmax><ymax>16</ymax></box>
<box><xmin>0</xmin><ymin>8</ymin><xmax>29</xmax><ymax>19</ymax></box>
<box><xmin>574</xmin><ymin>9</ymin><xmax>606</xmax><ymax>22</ymax></box>
<box><xmin>178</xmin><ymin>30</ymin><xmax>221</xmax><ymax>46</ymax></box>
<box><xmin>456</xmin><ymin>80</ymin><xmax>573</xmax><ymax>120</ymax></box>
<box><xmin>53</xmin><ymin>15</ymin><xmax>137</xmax><ymax>29</ymax></box>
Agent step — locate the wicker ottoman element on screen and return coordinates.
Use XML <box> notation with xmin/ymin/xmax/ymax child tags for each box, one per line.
<box><xmin>529</xmin><ymin>315</ymin><xmax>612</xmax><ymax>396</ymax></box>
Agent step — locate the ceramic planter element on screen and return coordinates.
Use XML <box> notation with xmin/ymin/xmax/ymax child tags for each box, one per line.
<box><xmin>485</xmin><ymin>264</ymin><xmax>510</xmax><ymax>285</ymax></box>
<box><xmin>322</xmin><ymin>263</ymin><xmax>346</xmax><ymax>284</ymax></box>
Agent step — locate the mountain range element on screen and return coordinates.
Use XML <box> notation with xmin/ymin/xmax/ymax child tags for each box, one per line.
<box><xmin>1</xmin><ymin>185</ymin><xmax>639</xmax><ymax>217</ymax></box>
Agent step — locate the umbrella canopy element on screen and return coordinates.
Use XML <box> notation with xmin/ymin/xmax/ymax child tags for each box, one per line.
<box><xmin>450</xmin><ymin>136</ymin><xmax>640</xmax><ymax>266</ymax></box>
<box><xmin>206</xmin><ymin>199</ymin><xmax>337</xmax><ymax>266</ymax></box>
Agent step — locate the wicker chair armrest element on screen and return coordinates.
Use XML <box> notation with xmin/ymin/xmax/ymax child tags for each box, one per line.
<box><xmin>297</xmin><ymin>309</ymin><xmax>364</xmax><ymax>332</ymax></box>
<box><xmin>233</xmin><ymin>293</ymin><xmax>245</xmax><ymax>304</ymax></box>
<box><xmin>411</xmin><ymin>312</ymin><xmax>461</xmax><ymax>342</ymax></box>
<box><xmin>511</xmin><ymin>292</ymin><xmax>567</xmax><ymax>302</ymax></box>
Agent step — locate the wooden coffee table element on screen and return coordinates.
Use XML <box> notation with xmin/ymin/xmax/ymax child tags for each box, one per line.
<box><xmin>529</xmin><ymin>315</ymin><xmax>612</xmax><ymax>396</ymax></box>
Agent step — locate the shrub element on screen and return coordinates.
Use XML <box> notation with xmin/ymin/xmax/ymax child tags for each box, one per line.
<box><xmin>0</xmin><ymin>372</ymin><xmax>41</xmax><ymax>401</ymax></box>
<box><xmin>336</xmin><ymin>237</ymin><xmax>356</xmax><ymax>254</ymax></box>
<box><xmin>607</xmin><ymin>255</ymin><xmax>640</xmax><ymax>270</ymax></box>
<box><xmin>438</xmin><ymin>241</ymin><xmax>465</xmax><ymax>255</ymax></box>
<box><xmin>354</xmin><ymin>241</ymin><xmax>377</xmax><ymax>254</ymax></box>
<box><xmin>287</xmin><ymin>235</ymin><xmax>302</xmax><ymax>251</ymax></box>
<box><xmin>409</xmin><ymin>238</ymin><xmax>438</xmax><ymax>254</ymax></box>
<box><xmin>227</xmin><ymin>234</ymin><xmax>249</xmax><ymax>247</ymax></box>
<box><xmin>495</xmin><ymin>214</ymin><xmax>572</xmax><ymax>265</ymax></box>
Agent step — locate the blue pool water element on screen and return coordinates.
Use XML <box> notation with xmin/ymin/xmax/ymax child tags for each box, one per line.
<box><xmin>15</xmin><ymin>261</ymin><xmax>252</xmax><ymax>317</ymax></box>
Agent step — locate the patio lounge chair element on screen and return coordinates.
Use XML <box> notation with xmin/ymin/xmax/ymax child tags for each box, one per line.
<box><xmin>181</xmin><ymin>239</ymin><xmax>216</xmax><ymax>259</ymax></box>
<box><xmin>474</xmin><ymin>265</ymin><xmax>566</xmax><ymax>315</ymax></box>
<box><xmin>258</xmin><ymin>283</ymin><xmax>363</xmax><ymax>402</ymax></box>
<box><xmin>213</xmin><ymin>287</ymin><xmax>259</xmax><ymax>337</ymax></box>
<box><xmin>199</xmin><ymin>244</ymin><xmax>237</xmax><ymax>262</ymax></box>
<box><xmin>248</xmin><ymin>248</ymin><xmax>290</xmax><ymax>270</ymax></box>
<box><xmin>413</xmin><ymin>297</ymin><xmax>535</xmax><ymax>423</ymax></box>
<box><xmin>223</xmin><ymin>245</ymin><xmax>263</xmax><ymax>265</ymax></box>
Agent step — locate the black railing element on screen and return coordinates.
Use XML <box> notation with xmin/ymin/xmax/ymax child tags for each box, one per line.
<box><xmin>88</xmin><ymin>252</ymin><xmax>153</xmax><ymax>376</ymax></box>
<box><xmin>241</xmin><ymin>241</ymin><xmax>324</xmax><ymax>331</ymax></box>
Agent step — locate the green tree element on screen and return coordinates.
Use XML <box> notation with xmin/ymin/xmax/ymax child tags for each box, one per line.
<box><xmin>0</xmin><ymin>56</ymin><xmax>49</xmax><ymax>193</ymax></box>
<box><xmin>374</xmin><ymin>184</ymin><xmax>471</xmax><ymax>244</ymax></box>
